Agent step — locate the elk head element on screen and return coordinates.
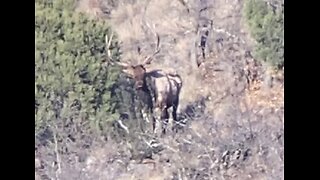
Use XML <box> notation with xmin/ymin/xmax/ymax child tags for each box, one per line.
<box><xmin>115</xmin><ymin>62</ymin><xmax>148</xmax><ymax>90</ymax></box>
<box><xmin>105</xmin><ymin>32</ymin><xmax>160</xmax><ymax>90</ymax></box>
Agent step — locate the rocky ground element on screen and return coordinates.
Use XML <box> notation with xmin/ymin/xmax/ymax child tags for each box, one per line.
<box><xmin>35</xmin><ymin>0</ymin><xmax>284</xmax><ymax>179</ymax></box>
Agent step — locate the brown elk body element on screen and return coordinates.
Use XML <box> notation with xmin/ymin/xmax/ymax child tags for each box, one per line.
<box><xmin>105</xmin><ymin>32</ymin><xmax>182</xmax><ymax>135</ymax></box>
<box><xmin>125</xmin><ymin>66</ymin><xmax>182</xmax><ymax>135</ymax></box>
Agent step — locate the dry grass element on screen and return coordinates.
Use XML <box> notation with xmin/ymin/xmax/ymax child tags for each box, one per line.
<box><xmin>106</xmin><ymin>0</ymin><xmax>214</xmax><ymax>111</ymax></box>
<box><xmin>76</xmin><ymin>0</ymin><xmax>104</xmax><ymax>17</ymax></box>
<box><xmin>35</xmin><ymin>0</ymin><xmax>284</xmax><ymax>179</ymax></box>
<box><xmin>75</xmin><ymin>0</ymin><xmax>272</xmax><ymax>112</ymax></box>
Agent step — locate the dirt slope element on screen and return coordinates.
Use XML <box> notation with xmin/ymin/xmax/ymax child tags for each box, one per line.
<box><xmin>35</xmin><ymin>0</ymin><xmax>284</xmax><ymax>180</ymax></box>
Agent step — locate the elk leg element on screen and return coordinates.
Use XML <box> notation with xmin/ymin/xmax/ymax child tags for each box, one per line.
<box><xmin>152</xmin><ymin>115</ymin><xmax>156</xmax><ymax>133</ymax></box>
<box><xmin>136</xmin><ymin>106</ymin><xmax>145</xmax><ymax>133</ymax></box>
<box><xmin>172</xmin><ymin>103</ymin><xmax>179</xmax><ymax>133</ymax></box>
<box><xmin>161</xmin><ymin>108</ymin><xmax>169</xmax><ymax>135</ymax></box>
<box><xmin>149</xmin><ymin>108</ymin><xmax>156</xmax><ymax>134</ymax></box>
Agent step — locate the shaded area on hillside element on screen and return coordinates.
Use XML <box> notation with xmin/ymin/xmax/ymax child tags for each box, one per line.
<box><xmin>35</xmin><ymin>0</ymin><xmax>284</xmax><ymax>179</ymax></box>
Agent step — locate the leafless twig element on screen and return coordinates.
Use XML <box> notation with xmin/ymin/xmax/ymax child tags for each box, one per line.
<box><xmin>53</xmin><ymin>125</ymin><xmax>62</xmax><ymax>180</ymax></box>
<box><xmin>104</xmin><ymin>31</ymin><xmax>115</xmax><ymax>66</ymax></box>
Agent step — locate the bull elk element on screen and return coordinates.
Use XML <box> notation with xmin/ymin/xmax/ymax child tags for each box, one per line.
<box><xmin>105</xmin><ymin>32</ymin><xmax>183</xmax><ymax>136</ymax></box>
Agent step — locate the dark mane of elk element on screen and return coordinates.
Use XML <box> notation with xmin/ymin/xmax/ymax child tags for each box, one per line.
<box><xmin>134</xmin><ymin>74</ymin><xmax>155</xmax><ymax>112</ymax></box>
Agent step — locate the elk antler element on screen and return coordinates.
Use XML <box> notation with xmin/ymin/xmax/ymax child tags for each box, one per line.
<box><xmin>143</xmin><ymin>32</ymin><xmax>160</xmax><ymax>65</ymax></box>
<box><xmin>116</xmin><ymin>61</ymin><xmax>131</xmax><ymax>68</ymax></box>
<box><xmin>105</xmin><ymin>32</ymin><xmax>131</xmax><ymax>68</ymax></box>
<box><xmin>142</xmin><ymin>21</ymin><xmax>161</xmax><ymax>65</ymax></box>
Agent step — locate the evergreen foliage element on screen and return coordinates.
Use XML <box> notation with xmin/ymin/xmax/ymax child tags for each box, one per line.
<box><xmin>35</xmin><ymin>0</ymin><xmax>123</xmax><ymax>136</ymax></box>
<box><xmin>244</xmin><ymin>0</ymin><xmax>284</xmax><ymax>69</ymax></box>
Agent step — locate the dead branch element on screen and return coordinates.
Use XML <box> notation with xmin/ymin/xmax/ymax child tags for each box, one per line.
<box><xmin>53</xmin><ymin>125</ymin><xmax>62</xmax><ymax>180</ymax></box>
<box><xmin>103</xmin><ymin>31</ymin><xmax>115</xmax><ymax>67</ymax></box>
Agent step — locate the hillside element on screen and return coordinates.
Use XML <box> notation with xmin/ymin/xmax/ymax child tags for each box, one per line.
<box><xmin>35</xmin><ymin>0</ymin><xmax>284</xmax><ymax>179</ymax></box>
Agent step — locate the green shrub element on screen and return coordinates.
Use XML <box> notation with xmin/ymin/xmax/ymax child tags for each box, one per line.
<box><xmin>35</xmin><ymin>0</ymin><xmax>122</xmax><ymax>135</ymax></box>
<box><xmin>244</xmin><ymin>0</ymin><xmax>284</xmax><ymax>69</ymax></box>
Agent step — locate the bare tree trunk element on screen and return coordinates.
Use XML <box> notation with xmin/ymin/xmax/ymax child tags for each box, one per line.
<box><xmin>188</xmin><ymin>0</ymin><xmax>212</xmax><ymax>70</ymax></box>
